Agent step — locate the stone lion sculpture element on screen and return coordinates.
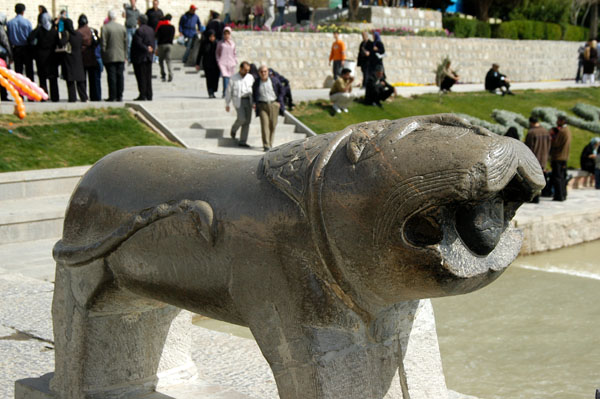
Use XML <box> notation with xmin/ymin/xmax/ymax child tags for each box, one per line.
<box><xmin>48</xmin><ymin>114</ymin><xmax>544</xmax><ymax>399</ymax></box>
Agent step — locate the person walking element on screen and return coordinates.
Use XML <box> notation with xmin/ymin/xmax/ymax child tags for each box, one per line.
<box><xmin>31</xmin><ymin>12</ymin><xmax>59</xmax><ymax>101</ymax></box>
<box><xmin>59</xmin><ymin>18</ymin><xmax>88</xmax><ymax>102</ymax></box>
<box><xmin>217</xmin><ymin>26</ymin><xmax>237</xmax><ymax>98</ymax></box>
<box><xmin>550</xmin><ymin>115</ymin><xmax>572</xmax><ymax>201</ymax></box>
<box><xmin>101</xmin><ymin>9</ymin><xmax>127</xmax><ymax>102</ymax></box>
<box><xmin>123</xmin><ymin>0</ymin><xmax>140</xmax><ymax>63</ymax></box>
<box><xmin>179</xmin><ymin>5</ymin><xmax>203</xmax><ymax>64</ymax></box>
<box><xmin>7</xmin><ymin>3</ymin><xmax>33</xmax><ymax>81</ymax></box>
<box><xmin>205</xmin><ymin>11</ymin><xmax>224</xmax><ymax>40</ymax></box>
<box><xmin>225</xmin><ymin>61</ymin><xmax>254</xmax><ymax>148</ymax></box>
<box><xmin>78</xmin><ymin>15</ymin><xmax>101</xmax><ymax>101</ymax></box>
<box><xmin>357</xmin><ymin>31</ymin><xmax>372</xmax><ymax>88</ymax></box>
<box><xmin>155</xmin><ymin>14</ymin><xmax>175</xmax><ymax>82</ymax></box>
<box><xmin>131</xmin><ymin>15</ymin><xmax>154</xmax><ymax>101</ymax></box>
<box><xmin>253</xmin><ymin>64</ymin><xmax>284</xmax><ymax>151</ymax></box>
<box><xmin>525</xmin><ymin>116</ymin><xmax>551</xmax><ymax>203</ymax></box>
<box><xmin>196</xmin><ymin>29</ymin><xmax>220</xmax><ymax>98</ymax></box>
<box><xmin>328</xmin><ymin>31</ymin><xmax>346</xmax><ymax>80</ymax></box>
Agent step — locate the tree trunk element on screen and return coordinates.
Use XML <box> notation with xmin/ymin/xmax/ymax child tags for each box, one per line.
<box><xmin>477</xmin><ymin>0</ymin><xmax>494</xmax><ymax>21</ymax></box>
<box><xmin>590</xmin><ymin>2</ymin><xmax>598</xmax><ymax>39</ymax></box>
<box><xmin>349</xmin><ymin>0</ymin><xmax>360</xmax><ymax>21</ymax></box>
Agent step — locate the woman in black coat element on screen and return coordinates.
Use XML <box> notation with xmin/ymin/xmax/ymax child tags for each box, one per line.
<box><xmin>32</xmin><ymin>13</ymin><xmax>60</xmax><ymax>102</ymax></box>
<box><xmin>196</xmin><ymin>29</ymin><xmax>220</xmax><ymax>99</ymax></box>
<box><xmin>59</xmin><ymin>18</ymin><xmax>87</xmax><ymax>102</ymax></box>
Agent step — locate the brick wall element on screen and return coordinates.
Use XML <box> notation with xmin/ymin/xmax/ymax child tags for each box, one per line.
<box><xmin>233</xmin><ymin>31</ymin><xmax>579</xmax><ymax>89</ymax></box>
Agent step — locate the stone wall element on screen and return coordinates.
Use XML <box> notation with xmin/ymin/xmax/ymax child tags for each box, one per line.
<box><xmin>234</xmin><ymin>32</ymin><xmax>580</xmax><ymax>89</ymax></box>
<box><xmin>1</xmin><ymin>0</ymin><xmax>223</xmax><ymax>33</ymax></box>
<box><xmin>356</xmin><ymin>6</ymin><xmax>442</xmax><ymax>31</ymax></box>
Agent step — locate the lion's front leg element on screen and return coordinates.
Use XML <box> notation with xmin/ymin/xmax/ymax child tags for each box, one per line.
<box><xmin>247</xmin><ymin>303</ymin><xmax>406</xmax><ymax>399</ymax></box>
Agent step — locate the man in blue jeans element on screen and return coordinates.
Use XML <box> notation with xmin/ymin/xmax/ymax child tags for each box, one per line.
<box><xmin>123</xmin><ymin>0</ymin><xmax>140</xmax><ymax>62</ymax></box>
<box><xmin>179</xmin><ymin>5</ymin><xmax>203</xmax><ymax>63</ymax></box>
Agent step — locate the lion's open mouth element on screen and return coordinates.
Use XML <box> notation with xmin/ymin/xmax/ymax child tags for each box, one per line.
<box><xmin>403</xmin><ymin>172</ymin><xmax>538</xmax><ymax>278</ymax></box>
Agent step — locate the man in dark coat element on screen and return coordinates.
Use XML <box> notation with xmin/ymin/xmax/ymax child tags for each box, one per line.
<box><xmin>205</xmin><ymin>11</ymin><xmax>224</xmax><ymax>40</ymax></box>
<box><xmin>60</xmin><ymin>18</ymin><xmax>87</xmax><ymax>102</ymax></box>
<box><xmin>364</xmin><ymin>64</ymin><xmax>395</xmax><ymax>107</ymax></box>
<box><xmin>131</xmin><ymin>14</ymin><xmax>154</xmax><ymax>101</ymax></box>
<box><xmin>525</xmin><ymin>116</ymin><xmax>551</xmax><ymax>203</ymax></box>
<box><xmin>549</xmin><ymin>116</ymin><xmax>572</xmax><ymax>201</ymax></box>
<box><xmin>484</xmin><ymin>63</ymin><xmax>513</xmax><ymax>95</ymax></box>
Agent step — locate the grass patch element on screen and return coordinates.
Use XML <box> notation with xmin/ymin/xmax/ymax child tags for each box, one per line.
<box><xmin>292</xmin><ymin>87</ymin><xmax>600</xmax><ymax>169</ymax></box>
<box><xmin>0</xmin><ymin>107</ymin><xmax>179</xmax><ymax>172</ymax></box>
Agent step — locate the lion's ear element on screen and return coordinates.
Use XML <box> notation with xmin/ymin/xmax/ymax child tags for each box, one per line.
<box><xmin>346</xmin><ymin>129</ymin><xmax>373</xmax><ymax>164</ymax></box>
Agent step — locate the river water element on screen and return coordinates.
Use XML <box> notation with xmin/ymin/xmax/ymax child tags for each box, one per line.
<box><xmin>195</xmin><ymin>240</ymin><xmax>600</xmax><ymax>399</ymax></box>
<box><xmin>433</xmin><ymin>239</ymin><xmax>600</xmax><ymax>399</ymax></box>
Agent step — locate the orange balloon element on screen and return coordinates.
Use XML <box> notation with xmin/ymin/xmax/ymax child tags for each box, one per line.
<box><xmin>0</xmin><ymin>74</ymin><xmax>26</xmax><ymax>119</ymax></box>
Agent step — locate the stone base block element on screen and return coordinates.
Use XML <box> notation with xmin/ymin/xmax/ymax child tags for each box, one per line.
<box><xmin>15</xmin><ymin>373</ymin><xmax>254</xmax><ymax>399</ymax></box>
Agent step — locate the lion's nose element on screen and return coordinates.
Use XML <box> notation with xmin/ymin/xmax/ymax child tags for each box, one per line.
<box><xmin>455</xmin><ymin>196</ymin><xmax>504</xmax><ymax>256</ymax></box>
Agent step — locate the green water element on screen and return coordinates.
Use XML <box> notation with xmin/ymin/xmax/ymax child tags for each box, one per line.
<box><xmin>195</xmin><ymin>240</ymin><xmax>600</xmax><ymax>398</ymax></box>
<box><xmin>433</xmin><ymin>240</ymin><xmax>600</xmax><ymax>399</ymax></box>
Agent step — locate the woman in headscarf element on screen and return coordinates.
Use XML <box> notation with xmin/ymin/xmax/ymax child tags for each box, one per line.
<box><xmin>0</xmin><ymin>13</ymin><xmax>12</xmax><ymax>101</ymax></box>
<box><xmin>216</xmin><ymin>26</ymin><xmax>237</xmax><ymax>98</ymax></box>
<box><xmin>37</xmin><ymin>5</ymin><xmax>48</xmax><ymax>27</ymax></box>
<box><xmin>77</xmin><ymin>14</ymin><xmax>101</xmax><ymax>101</ymax></box>
<box><xmin>368</xmin><ymin>31</ymin><xmax>385</xmax><ymax>73</ymax></box>
<box><xmin>196</xmin><ymin>29</ymin><xmax>220</xmax><ymax>98</ymax></box>
<box><xmin>59</xmin><ymin>18</ymin><xmax>87</xmax><ymax>102</ymax></box>
<box><xmin>31</xmin><ymin>12</ymin><xmax>60</xmax><ymax>101</ymax></box>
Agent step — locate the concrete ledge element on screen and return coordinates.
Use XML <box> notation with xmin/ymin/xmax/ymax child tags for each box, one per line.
<box><xmin>125</xmin><ymin>102</ymin><xmax>188</xmax><ymax>148</ymax></box>
<box><xmin>0</xmin><ymin>166</ymin><xmax>88</xmax><ymax>201</ymax></box>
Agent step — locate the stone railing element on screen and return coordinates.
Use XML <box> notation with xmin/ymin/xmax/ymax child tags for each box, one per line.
<box><xmin>234</xmin><ymin>31</ymin><xmax>579</xmax><ymax>89</ymax></box>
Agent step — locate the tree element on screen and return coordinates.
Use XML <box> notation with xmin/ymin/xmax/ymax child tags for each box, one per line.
<box><xmin>570</xmin><ymin>0</ymin><xmax>594</xmax><ymax>25</ymax></box>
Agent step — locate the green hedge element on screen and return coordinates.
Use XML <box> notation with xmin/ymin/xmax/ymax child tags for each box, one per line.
<box><xmin>443</xmin><ymin>16</ymin><xmax>588</xmax><ymax>41</ymax></box>
<box><xmin>442</xmin><ymin>17</ymin><xmax>491</xmax><ymax>38</ymax></box>
<box><xmin>562</xmin><ymin>24</ymin><xmax>589</xmax><ymax>41</ymax></box>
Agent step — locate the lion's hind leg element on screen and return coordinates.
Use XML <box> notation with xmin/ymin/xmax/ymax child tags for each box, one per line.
<box><xmin>50</xmin><ymin>258</ymin><xmax>196</xmax><ymax>399</ymax></box>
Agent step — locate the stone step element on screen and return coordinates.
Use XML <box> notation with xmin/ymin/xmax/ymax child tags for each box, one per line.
<box><xmin>166</xmin><ymin>116</ymin><xmax>291</xmax><ymax>130</ymax></box>
<box><xmin>0</xmin><ymin>166</ymin><xmax>87</xmax><ymax>201</ymax></box>
<box><xmin>0</xmin><ymin>237</ymin><xmax>58</xmax><ymax>281</ymax></box>
<box><xmin>0</xmin><ymin>195</ymin><xmax>70</xmax><ymax>244</ymax></box>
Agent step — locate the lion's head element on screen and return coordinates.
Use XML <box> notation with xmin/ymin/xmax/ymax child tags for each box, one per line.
<box><xmin>263</xmin><ymin>114</ymin><xmax>545</xmax><ymax>309</ymax></box>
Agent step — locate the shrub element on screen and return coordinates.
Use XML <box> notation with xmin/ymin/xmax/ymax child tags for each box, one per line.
<box><xmin>474</xmin><ymin>21</ymin><xmax>491</xmax><ymax>38</ymax></box>
<box><xmin>562</xmin><ymin>24</ymin><xmax>588</xmax><ymax>41</ymax></box>
<box><xmin>545</xmin><ymin>23</ymin><xmax>562</xmax><ymax>40</ymax></box>
<box><xmin>531</xmin><ymin>21</ymin><xmax>546</xmax><ymax>40</ymax></box>
<box><xmin>494</xmin><ymin>22</ymin><xmax>519</xmax><ymax>40</ymax></box>
<box><xmin>456</xmin><ymin>113</ymin><xmax>507</xmax><ymax>135</ymax></box>
<box><xmin>573</xmin><ymin>103</ymin><xmax>600</xmax><ymax>122</ymax></box>
<box><xmin>442</xmin><ymin>16</ymin><xmax>476</xmax><ymax>38</ymax></box>
<box><xmin>532</xmin><ymin>106</ymin><xmax>600</xmax><ymax>133</ymax></box>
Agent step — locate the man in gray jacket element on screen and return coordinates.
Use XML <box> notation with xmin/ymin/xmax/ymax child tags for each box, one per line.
<box><xmin>101</xmin><ymin>9</ymin><xmax>127</xmax><ymax>102</ymax></box>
